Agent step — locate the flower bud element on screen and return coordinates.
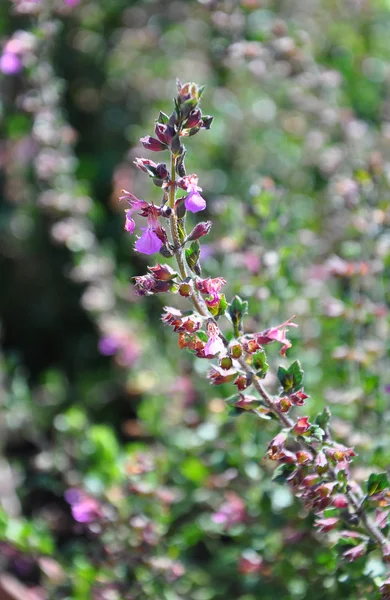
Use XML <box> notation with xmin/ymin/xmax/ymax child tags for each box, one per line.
<box><xmin>154</xmin><ymin>122</ymin><xmax>175</xmax><ymax>145</ymax></box>
<box><xmin>292</xmin><ymin>416</ymin><xmax>311</xmax><ymax>435</ymax></box>
<box><xmin>278</xmin><ymin>397</ymin><xmax>292</xmax><ymax>413</ymax></box>
<box><xmin>187</xmin><ymin>221</ymin><xmax>212</xmax><ymax>241</ymax></box>
<box><xmin>234</xmin><ymin>373</ymin><xmax>253</xmax><ymax>391</ymax></box>
<box><xmin>229</xmin><ymin>344</ymin><xmax>243</xmax><ymax>359</ymax></box>
<box><xmin>179</xmin><ymin>282</ymin><xmax>191</xmax><ymax>297</ymax></box>
<box><xmin>220</xmin><ymin>356</ymin><xmax>233</xmax><ymax>370</ymax></box>
<box><xmin>185</xmin><ymin>109</ymin><xmax>202</xmax><ymax>129</ymax></box>
<box><xmin>170</xmin><ymin>133</ymin><xmax>183</xmax><ymax>156</ymax></box>
<box><xmin>140</xmin><ymin>136</ymin><xmax>167</xmax><ymax>152</ymax></box>
<box><xmin>155</xmin><ymin>163</ymin><xmax>169</xmax><ymax>179</ymax></box>
<box><xmin>148</xmin><ymin>264</ymin><xmax>176</xmax><ymax>281</ymax></box>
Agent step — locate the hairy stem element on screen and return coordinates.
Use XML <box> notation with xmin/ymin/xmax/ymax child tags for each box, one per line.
<box><xmin>169</xmin><ymin>153</ymin><xmax>209</xmax><ymax>316</ymax></box>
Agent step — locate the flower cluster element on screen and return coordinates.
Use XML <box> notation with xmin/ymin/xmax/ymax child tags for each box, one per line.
<box><xmin>122</xmin><ymin>81</ymin><xmax>213</xmax><ymax>255</ymax></box>
<box><xmin>123</xmin><ymin>82</ymin><xmax>390</xmax><ymax>589</ymax></box>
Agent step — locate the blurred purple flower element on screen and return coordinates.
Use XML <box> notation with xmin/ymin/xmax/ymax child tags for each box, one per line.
<box><xmin>0</xmin><ymin>52</ymin><xmax>22</xmax><ymax>74</ymax></box>
<box><xmin>65</xmin><ymin>489</ymin><xmax>102</xmax><ymax>523</ymax></box>
<box><xmin>212</xmin><ymin>492</ymin><xmax>246</xmax><ymax>528</ymax></box>
<box><xmin>98</xmin><ymin>336</ymin><xmax>119</xmax><ymax>356</ymax></box>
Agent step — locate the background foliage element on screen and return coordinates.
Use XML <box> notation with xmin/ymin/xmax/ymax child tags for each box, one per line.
<box><xmin>0</xmin><ymin>0</ymin><xmax>389</xmax><ymax>598</ymax></box>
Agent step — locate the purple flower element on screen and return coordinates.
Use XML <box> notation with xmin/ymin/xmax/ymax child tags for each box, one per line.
<box><xmin>196</xmin><ymin>277</ymin><xmax>226</xmax><ymax>307</ymax></box>
<box><xmin>65</xmin><ymin>0</ymin><xmax>81</xmax><ymax>5</ymax></box>
<box><xmin>98</xmin><ymin>336</ymin><xmax>119</xmax><ymax>356</ymax></box>
<box><xmin>120</xmin><ymin>189</ymin><xmax>148</xmax><ymax>235</ymax></box>
<box><xmin>212</xmin><ymin>492</ymin><xmax>246</xmax><ymax>528</ymax></box>
<box><xmin>183</xmin><ymin>175</ymin><xmax>206</xmax><ymax>213</ymax></box>
<box><xmin>135</xmin><ymin>227</ymin><xmax>162</xmax><ymax>255</ymax></box>
<box><xmin>0</xmin><ymin>52</ymin><xmax>22</xmax><ymax>75</ymax></box>
<box><xmin>124</xmin><ymin>210</ymin><xmax>136</xmax><ymax>233</ymax></box>
<box><xmin>65</xmin><ymin>489</ymin><xmax>102</xmax><ymax>524</ymax></box>
<box><xmin>204</xmin><ymin>322</ymin><xmax>225</xmax><ymax>357</ymax></box>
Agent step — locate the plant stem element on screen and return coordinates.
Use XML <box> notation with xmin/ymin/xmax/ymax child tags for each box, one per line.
<box><xmin>167</xmin><ymin>154</ymin><xmax>388</xmax><ymax>562</ymax></box>
<box><xmin>169</xmin><ymin>153</ymin><xmax>209</xmax><ymax>316</ymax></box>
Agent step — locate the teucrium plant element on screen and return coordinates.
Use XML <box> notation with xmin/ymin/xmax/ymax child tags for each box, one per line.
<box><xmin>123</xmin><ymin>81</ymin><xmax>390</xmax><ymax>594</ymax></box>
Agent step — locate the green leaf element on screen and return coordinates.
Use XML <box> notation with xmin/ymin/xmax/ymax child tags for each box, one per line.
<box><xmin>208</xmin><ymin>294</ymin><xmax>228</xmax><ymax>318</ymax></box>
<box><xmin>180</xmin><ymin>457</ymin><xmax>209</xmax><ymax>484</ymax></box>
<box><xmin>272</xmin><ymin>463</ymin><xmax>296</xmax><ymax>484</ymax></box>
<box><xmin>196</xmin><ymin>331</ymin><xmax>208</xmax><ymax>343</ymax></box>
<box><xmin>308</xmin><ymin>425</ymin><xmax>325</xmax><ymax>442</ymax></box>
<box><xmin>315</xmin><ymin>407</ymin><xmax>331</xmax><ymax>431</ymax></box>
<box><xmin>197</xmin><ymin>84</ymin><xmax>206</xmax><ymax>99</ymax></box>
<box><xmin>367</xmin><ymin>473</ymin><xmax>389</xmax><ymax>496</ymax></box>
<box><xmin>185</xmin><ymin>241</ymin><xmax>201</xmax><ymax>275</ymax></box>
<box><xmin>228</xmin><ymin>296</ymin><xmax>248</xmax><ymax>337</ymax></box>
<box><xmin>252</xmin><ymin>349</ymin><xmax>269</xmax><ymax>378</ymax></box>
<box><xmin>277</xmin><ymin>360</ymin><xmax>304</xmax><ymax>394</ymax></box>
<box><xmin>157</xmin><ymin>111</ymin><xmax>169</xmax><ymax>124</ymax></box>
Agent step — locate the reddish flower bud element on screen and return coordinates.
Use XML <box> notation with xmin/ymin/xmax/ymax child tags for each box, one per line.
<box><xmin>292</xmin><ymin>416</ymin><xmax>311</xmax><ymax>435</ymax></box>
<box><xmin>187</xmin><ymin>221</ymin><xmax>212</xmax><ymax>241</ymax></box>
<box><xmin>234</xmin><ymin>373</ymin><xmax>253</xmax><ymax>391</ymax></box>
<box><xmin>267</xmin><ymin>432</ymin><xmax>289</xmax><ymax>460</ymax></box>
<box><xmin>333</xmin><ymin>494</ymin><xmax>349</xmax><ymax>508</ymax></box>
<box><xmin>140</xmin><ymin>136</ymin><xmax>167</xmax><ymax>152</ymax></box>
<box><xmin>154</xmin><ymin>122</ymin><xmax>175</xmax><ymax>145</ymax></box>
<box><xmin>148</xmin><ymin>263</ymin><xmax>176</xmax><ymax>281</ymax></box>
<box><xmin>343</xmin><ymin>542</ymin><xmax>367</xmax><ymax>562</ymax></box>
<box><xmin>315</xmin><ymin>516</ymin><xmax>339</xmax><ymax>533</ymax></box>
<box><xmin>232</xmin><ymin>394</ymin><xmax>264</xmax><ymax>411</ymax></box>
<box><xmin>243</xmin><ymin>338</ymin><xmax>261</xmax><ymax>353</ymax></box>
<box><xmin>301</xmin><ymin>474</ymin><xmax>320</xmax><ymax>488</ymax></box>
<box><xmin>208</xmin><ymin>366</ymin><xmax>237</xmax><ymax>385</ymax></box>
<box><xmin>184</xmin><ymin>109</ymin><xmax>202</xmax><ymax>129</ymax></box>
<box><xmin>290</xmin><ymin>390</ymin><xmax>309</xmax><ymax>406</ymax></box>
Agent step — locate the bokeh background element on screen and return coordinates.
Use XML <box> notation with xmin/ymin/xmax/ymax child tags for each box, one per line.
<box><xmin>0</xmin><ymin>0</ymin><xmax>390</xmax><ymax>598</ymax></box>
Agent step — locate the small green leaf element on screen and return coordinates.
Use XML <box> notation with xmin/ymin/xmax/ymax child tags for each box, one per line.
<box><xmin>157</xmin><ymin>111</ymin><xmax>169</xmax><ymax>124</ymax></box>
<box><xmin>180</xmin><ymin>457</ymin><xmax>209</xmax><ymax>484</ymax></box>
<box><xmin>315</xmin><ymin>407</ymin><xmax>331</xmax><ymax>431</ymax></box>
<box><xmin>272</xmin><ymin>463</ymin><xmax>296</xmax><ymax>484</ymax></box>
<box><xmin>252</xmin><ymin>350</ymin><xmax>269</xmax><ymax>378</ymax></box>
<box><xmin>185</xmin><ymin>241</ymin><xmax>201</xmax><ymax>275</ymax></box>
<box><xmin>277</xmin><ymin>360</ymin><xmax>304</xmax><ymax>394</ymax></box>
<box><xmin>196</xmin><ymin>331</ymin><xmax>208</xmax><ymax>343</ymax></box>
<box><xmin>308</xmin><ymin>425</ymin><xmax>325</xmax><ymax>442</ymax></box>
<box><xmin>177</xmin><ymin>217</ymin><xmax>186</xmax><ymax>244</ymax></box>
<box><xmin>208</xmin><ymin>294</ymin><xmax>228</xmax><ymax>318</ymax></box>
<box><xmin>228</xmin><ymin>296</ymin><xmax>248</xmax><ymax>337</ymax></box>
<box><xmin>367</xmin><ymin>473</ymin><xmax>389</xmax><ymax>496</ymax></box>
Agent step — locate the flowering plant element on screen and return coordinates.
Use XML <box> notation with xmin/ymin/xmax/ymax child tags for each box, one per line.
<box><xmin>123</xmin><ymin>81</ymin><xmax>390</xmax><ymax>595</ymax></box>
